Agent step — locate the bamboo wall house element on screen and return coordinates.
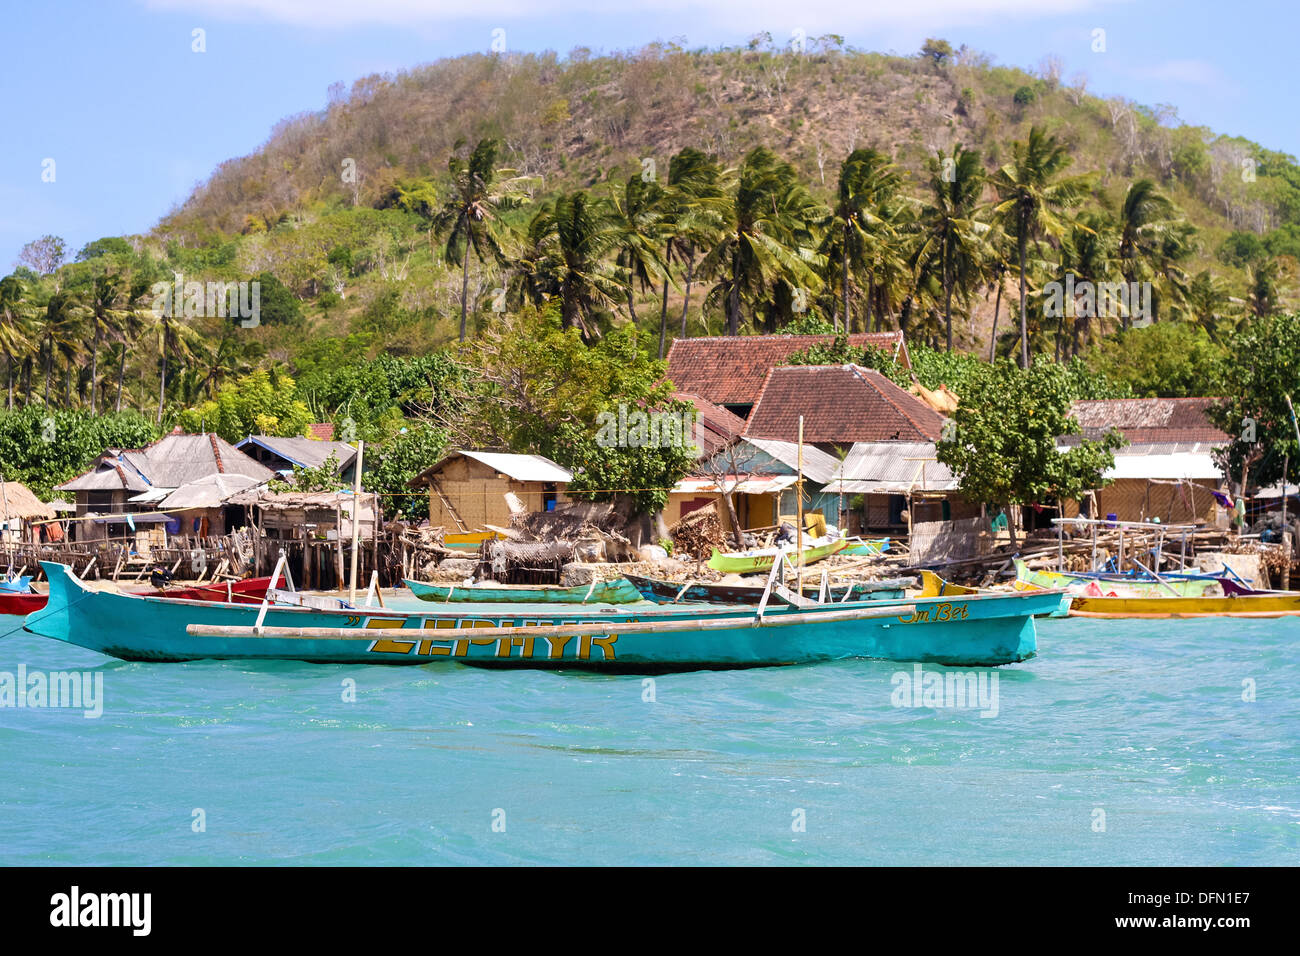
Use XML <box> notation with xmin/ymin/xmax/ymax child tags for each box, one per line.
<box><xmin>1060</xmin><ymin>398</ymin><xmax>1231</xmax><ymax>525</ymax></box>
<box><xmin>408</xmin><ymin>451</ymin><xmax>573</xmax><ymax>531</ymax></box>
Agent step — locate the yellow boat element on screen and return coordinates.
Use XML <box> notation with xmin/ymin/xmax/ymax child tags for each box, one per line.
<box><xmin>1069</xmin><ymin>592</ymin><xmax>1300</xmax><ymax>618</ymax></box>
<box><xmin>443</xmin><ymin>530</ymin><xmax>501</xmax><ymax>551</ymax></box>
<box><xmin>919</xmin><ymin>570</ymin><xmax>978</xmax><ymax>598</ymax></box>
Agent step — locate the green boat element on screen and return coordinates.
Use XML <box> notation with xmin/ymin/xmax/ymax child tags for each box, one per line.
<box><xmin>24</xmin><ymin>561</ymin><xmax>1062</xmax><ymax>668</ymax></box>
<box><xmin>405</xmin><ymin>577</ymin><xmax>644</xmax><ymax>604</ymax></box>
<box><xmin>1013</xmin><ymin>558</ymin><xmax>1220</xmax><ymax>597</ymax></box>
<box><xmin>839</xmin><ymin>537</ymin><xmax>891</xmax><ymax>556</ymax></box>
<box><xmin>707</xmin><ymin>536</ymin><xmax>848</xmax><ymax>575</ymax></box>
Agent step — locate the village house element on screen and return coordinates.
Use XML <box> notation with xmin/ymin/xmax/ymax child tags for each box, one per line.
<box><xmin>234</xmin><ymin>434</ymin><xmax>359</xmax><ymax>483</ymax></box>
<box><xmin>824</xmin><ymin>441</ymin><xmax>973</xmax><ymax>534</ymax></box>
<box><xmin>665</xmin><ymin>332</ymin><xmax>911</xmax><ymax>419</ymax></box>
<box><xmin>0</xmin><ymin>481</ymin><xmax>58</xmax><ymax>544</ymax></box>
<box><xmin>408</xmin><ymin>450</ymin><xmax>573</xmax><ymax>531</ymax></box>
<box><xmin>56</xmin><ymin>432</ymin><xmax>274</xmax><ymax>545</ymax></box>
<box><xmin>1059</xmin><ymin>397</ymin><xmax>1231</xmax><ymax>525</ymax></box>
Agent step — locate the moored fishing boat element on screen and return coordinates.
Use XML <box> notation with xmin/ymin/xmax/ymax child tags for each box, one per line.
<box><xmin>25</xmin><ymin>561</ymin><xmax>1060</xmax><ymax>668</ymax></box>
<box><xmin>706</xmin><ymin>535</ymin><xmax>848</xmax><ymax>574</ymax></box>
<box><xmin>443</xmin><ymin>530</ymin><xmax>501</xmax><ymax>552</ymax></box>
<box><xmin>0</xmin><ymin>575</ymin><xmax>275</xmax><ymax>617</ymax></box>
<box><xmin>405</xmin><ymin>577</ymin><xmax>644</xmax><ymax>604</ymax></box>
<box><xmin>838</xmin><ymin>537</ymin><xmax>890</xmax><ymax>557</ymax></box>
<box><xmin>921</xmin><ymin>570</ymin><xmax>1071</xmax><ymax>617</ymax></box>
<box><xmin>625</xmin><ymin>572</ymin><xmax>912</xmax><ymax>605</ymax></box>
<box><xmin>1013</xmin><ymin>558</ymin><xmax>1221</xmax><ymax>597</ymax></box>
<box><xmin>1068</xmin><ymin>590</ymin><xmax>1300</xmax><ymax>618</ymax></box>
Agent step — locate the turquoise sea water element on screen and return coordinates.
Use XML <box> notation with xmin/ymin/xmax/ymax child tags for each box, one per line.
<box><xmin>0</xmin><ymin>612</ymin><xmax>1296</xmax><ymax>866</ymax></box>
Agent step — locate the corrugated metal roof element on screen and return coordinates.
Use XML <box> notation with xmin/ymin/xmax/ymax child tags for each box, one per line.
<box><xmin>458</xmin><ymin>451</ymin><xmax>572</xmax><ymax>482</ymax></box>
<box><xmin>825</xmin><ymin>441</ymin><xmax>960</xmax><ymax>493</ymax></box>
<box><xmin>742</xmin><ymin>438</ymin><xmax>841</xmax><ymax>484</ymax></box>
<box><xmin>672</xmin><ymin>475</ymin><xmax>800</xmax><ymax>495</ymax></box>
<box><xmin>235</xmin><ymin>436</ymin><xmax>358</xmax><ymax>470</ymax></box>
<box><xmin>157</xmin><ymin>472</ymin><xmax>264</xmax><ymax>510</ymax></box>
<box><xmin>58</xmin><ymin>433</ymin><xmax>274</xmax><ymax>493</ymax></box>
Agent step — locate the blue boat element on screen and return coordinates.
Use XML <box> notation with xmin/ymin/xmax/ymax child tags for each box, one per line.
<box><xmin>24</xmin><ymin>562</ymin><xmax>1063</xmax><ymax>669</ymax></box>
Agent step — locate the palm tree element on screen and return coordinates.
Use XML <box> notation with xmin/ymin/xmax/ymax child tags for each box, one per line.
<box><xmin>434</xmin><ymin>138</ymin><xmax>525</xmax><ymax>341</ymax></box>
<box><xmin>914</xmin><ymin>146</ymin><xmax>986</xmax><ymax>351</ymax></box>
<box><xmin>1055</xmin><ymin>211</ymin><xmax>1118</xmax><ymax>356</ymax></box>
<box><xmin>700</xmin><ymin>147</ymin><xmax>824</xmax><ymax>336</ymax></box>
<box><xmin>34</xmin><ymin>291</ymin><xmax>83</xmax><ymax>406</ymax></box>
<box><xmin>656</xmin><ymin>148</ymin><xmax>727</xmax><ymax>356</ymax></box>
<box><xmin>1116</xmin><ymin>179</ymin><xmax>1178</xmax><ymax>330</ymax></box>
<box><xmin>611</xmin><ymin>173</ymin><xmax>669</xmax><ymax>328</ymax></box>
<box><xmin>0</xmin><ymin>276</ymin><xmax>34</xmax><ymax>409</ymax></box>
<box><xmin>1185</xmin><ymin>269</ymin><xmax>1235</xmax><ymax>343</ymax></box>
<box><xmin>87</xmin><ymin>273</ymin><xmax>127</xmax><ymax>411</ymax></box>
<box><xmin>536</xmin><ymin>191</ymin><xmax>624</xmax><ymax>335</ymax></box>
<box><xmin>819</xmin><ymin>148</ymin><xmax>905</xmax><ymax>333</ymax></box>
<box><xmin>991</xmin><ymin>126</ymin><xmax>1095</xmax><ymax>367</ymax></box>
<box><xmin>150</xmin><ymin>308</ymin><xmax>206</xmax><ymax>424</ymax></box>
<box><xmin>116</xmin><ymin>277</ymin><xmax>152</xmax><ymax>413</ymax></box>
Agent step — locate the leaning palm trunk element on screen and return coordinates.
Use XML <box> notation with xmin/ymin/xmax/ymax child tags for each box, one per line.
<box><xmin>678</xmin><ymin>256</ymin><xmax>695</xmax><ymax>337</ymax></box>
<box><xmin>90</xmin><ymin>321</ymin><xmax>101</xmax><ymax>411</ymax></box>
<box><xmin>5</xmin><ymin>354</ymin><xmax>11</xmax><ymax>410</ymax></box>
<box><xmin>157</xmin><ymin>349</ymin><xmax>168</xmax><ymax>424</ymax></box>
<box><xmin>116</xmin><ymin>347</ymin><xmax>126</xmax><ymax>413</ymax></box>
<box><xmin>658</xmin><ymin>277</ymin><xmax>670</xmax><ymax>359</ymax></box>
<box><xmin>1017</xmin><ymin>230</ymin><xmax>1029</xmax><ymax>369</ymax></box>
<box><xmin>841</xmin><ymin>241</ymin><xmax>851</xmax><ymax>333</ymax></box>
<box><xmin>988</xmin><ymin>276</ymin><xmax>1003</xmax><ymax>362</ymax></box>
<box><xmin>459</xmin><ymin>244</ymin><xmax>472</xmax><ymax>342</ymax></box>
<box><xmin>943</xmin><ymin>240</ymin><xmax>954</xmax><ymax>352</ymax></box>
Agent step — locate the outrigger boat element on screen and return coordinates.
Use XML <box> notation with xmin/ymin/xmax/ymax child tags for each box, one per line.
<box><xmin>625</xmin><ymin>573</ymin><xmax>913</xmax><ymax>605</ymax></box>
<box><xmin>922</xmin><ymin>569</ymin><xmax>1071</xmax><ymax>617</ymax></box>
<box><xmin>707</xmin><ymin>535</ymin><xmax>848</xmax><ymax>574</ymax></box>
<box><xmin>405</xmin><ymin>577</ymin><xmax>644</xmax><ymax>604</ymax></box>
<box><xmin>0</xmin><ymin>574</ymin><xmax>275</xmax><ymax>616</ymax></box>
<box><xmin>24</xmin><ymin>561</ymin><xmax>1063</xmax><ymax>668</ymax></box>
<box><xmin>1013</xmin><ymin>558</ymin><xmax>1221</xmax><ymax>597</ymax></box>
<box><xmin>1068</xmin><ymin>588</ymin><xmax>1300</xmax><ymax>618</ymax></box>
<box><xmin>838</xmin><ymin>537</ymin><xmax>891</xmax><ymax>557</ymax></box>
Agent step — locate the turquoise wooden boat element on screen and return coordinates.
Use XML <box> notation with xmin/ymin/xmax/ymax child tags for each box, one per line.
<box><xmin>839</xmin><ymin>537</ymin><xmax>891</xmax><ymax>556</ymax></box>
<box><xmin>405</xmin><ymin>577</ymin><xmax>644</xmax><ymax>604</ymax></box>
<box><xmin>25</xmin><ymin>562</ymin><xmax>1062</xmax><ymax>669</ymax></box>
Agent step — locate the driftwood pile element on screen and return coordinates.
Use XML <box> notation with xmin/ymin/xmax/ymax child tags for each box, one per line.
<box><xmin>669</xmin><ymin>504</ymin><xmax>726</xmax><ymax>561</ymax></box>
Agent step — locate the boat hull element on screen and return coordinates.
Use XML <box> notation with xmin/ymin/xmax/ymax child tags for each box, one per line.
<box><xmin>625</xmin><ymin>573</ymin><xmax>909</xmax><ymax>605</ymax></box>
<box><xmin>405</xmin><ymin>577</ymin><xmax>644</xmax><ymax>604</ymax></box>
<box><xmin>707</xmin><ymin>537</ymin><xmax>848</xmax><ymax>574</ymax></box>
<box><xmin>1069</xmin><ymin>593</ymin><xmax>1300</xmax><ymax>618</ymax></box>
<box><xmin>25</xmin><ymin>562</ymin><xmax>1055</xmax><ymax>668</ymax></box>
<box><xmin>1013</xmin><ymin>558</ymin><xmax>1220</xmax><ymax>597</ymax></box>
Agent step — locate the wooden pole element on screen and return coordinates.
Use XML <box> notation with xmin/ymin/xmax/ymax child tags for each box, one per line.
<box><xmin>796</xmin><ymin>416</ymin><xmax>804</xmax><ymax>596</ymax></box>
<box><xmin>349</xmin><ymin>441</ymin><xmax>365</xmax><ymax>604</ymax></box>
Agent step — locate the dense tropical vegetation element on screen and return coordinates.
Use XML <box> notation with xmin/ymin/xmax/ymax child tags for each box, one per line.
<box><xmin>3</xmin><ymin>39</ymin><xmax>1300</xmax><ymax>509</ymax></box>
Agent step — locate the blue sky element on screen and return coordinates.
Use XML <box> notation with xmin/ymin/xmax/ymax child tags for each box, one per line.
<box><xmin>2</xmin><ymin>0</ymin><xmax>1295</xmax><ymax>268</ymax></box>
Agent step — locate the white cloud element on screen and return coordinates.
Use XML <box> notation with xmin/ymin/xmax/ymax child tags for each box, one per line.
<box><xmin>1127</xmin><ymin>59</ymin><xmax>1228</xmax><ymax>90</ymax></box>
<box><xmin>141</xmin><ymin>0</ymin><xmax>1115</xmax><ymax>33</ymax></box>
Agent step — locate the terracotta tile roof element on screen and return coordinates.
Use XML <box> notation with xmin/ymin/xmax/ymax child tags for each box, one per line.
<box><xmin>308</xmin><ymin>422</ymin><xmax>335</xmax><ymax>441</ymax></box>
<box><xmin>665</xmin><ymin>332</ymin><xmax>910</xmax><ymax>408</ymax></box>
<box><xmin>1070</xmin><ymin>398</ymin><xmax>1229</xmax><ymax>444</ymax></box>
<box><xmin>672</xmin><ymin>391</ymin><xmax>746</xmax><ymax>458</ymax></box>
<box><xmin>743</xmin><ymin>365</ymin><xmax>946</xmax><ymax>444</ymax></box>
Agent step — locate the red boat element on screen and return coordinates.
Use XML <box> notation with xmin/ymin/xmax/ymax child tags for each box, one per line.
<box><xmin>0</xmin><ymin>576</ymin><xmax>275</xmax><ymax>616</ymax></box>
